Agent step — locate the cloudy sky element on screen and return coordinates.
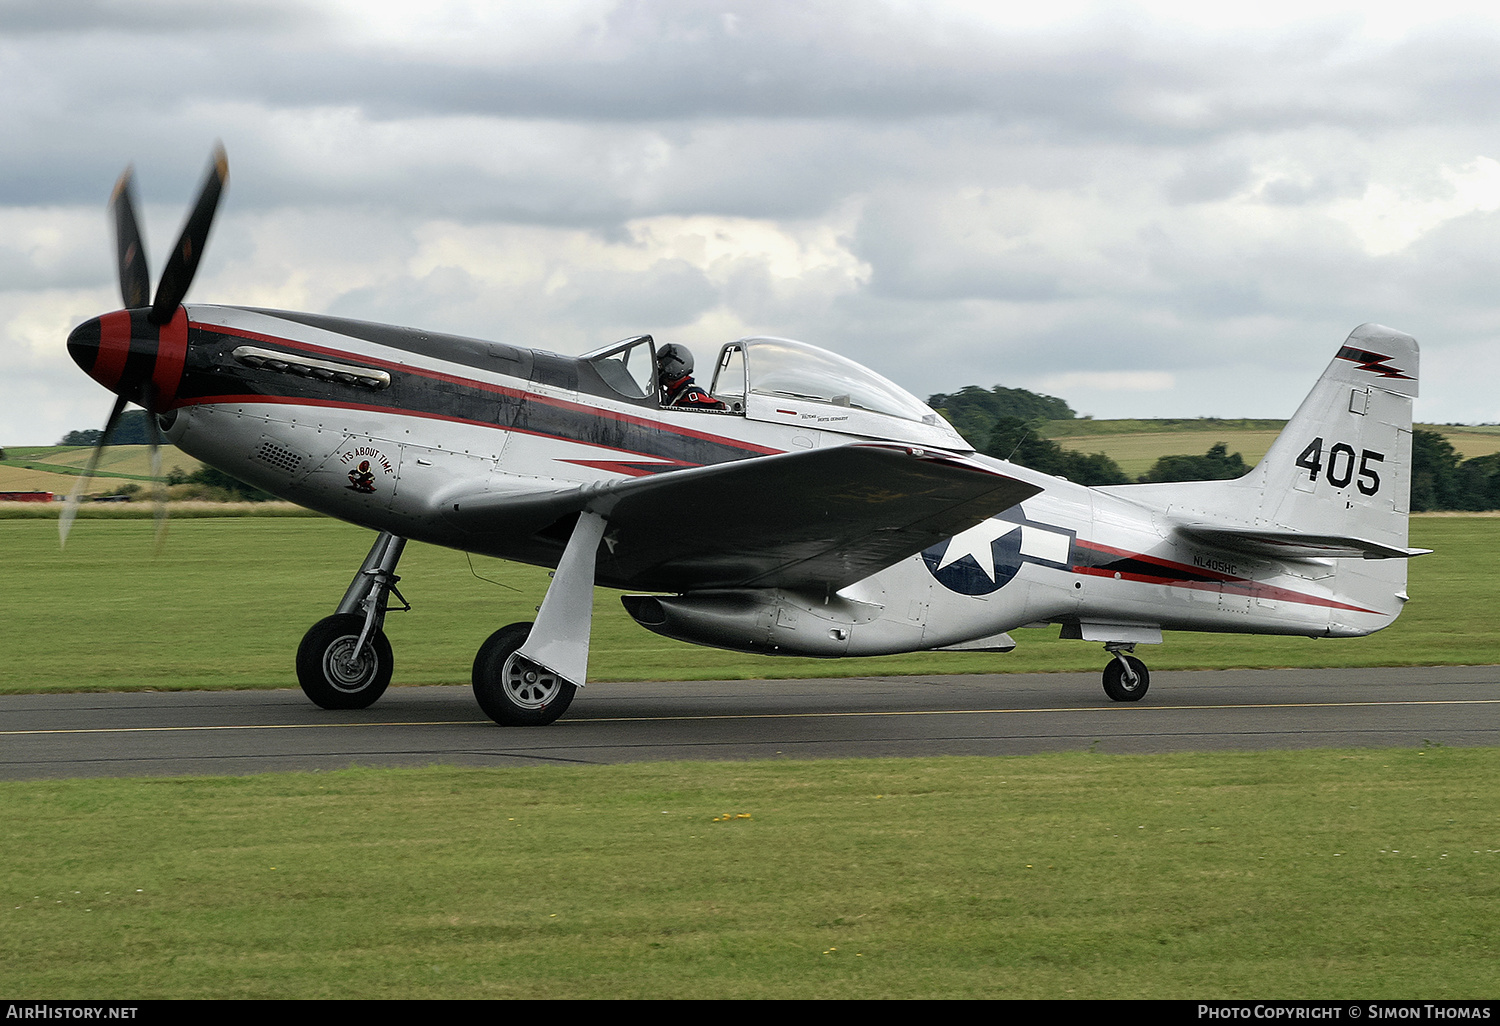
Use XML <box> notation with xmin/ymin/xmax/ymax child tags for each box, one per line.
<box><xmin>5</xmin><ymin>0</ymin><xmax>1500</xmax><ymax>445</ymax></box>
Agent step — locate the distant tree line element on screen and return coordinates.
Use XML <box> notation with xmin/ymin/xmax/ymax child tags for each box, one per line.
<box><xmin>1410</xmin><ymin>430</ymin><xmax>1500</xmax><ymax>511</ymax></box>
<box><xmin>56</xmin><ymin>412</ymin><xmax>271</xmax><ymax>499</ymax></box>
<box><xmin>931</xmin><ymin>385</ymin><xmax>1500</xmax><ymax>508</ymax></box>
<box><xmin>166</xmin><ymin>465</ymin><xmax>275</xmax><ymax>502</ymax></box>
<box><xmin>927</xmin><ymin>386</ymin><xmax>1133</xmax><ymax>485</ymax></box>
<box><xmin>60</xmin><ymin>411</ymin><xmax>155</xmax><ymax>446</ymax></box>
<box><xmin>926</xmin><ymin>384</ymin><xmax>1077</xmax><ymax>448</ymax></box>
<box><xmin>979</xmin><ymin>415</ymin><xmax>1131</xmax><ymax>485</ymax></box>
<box><xmin>1137</xmin><ymin>442</ymin><xmax>1249</xmax><ymax>484</ymax></box>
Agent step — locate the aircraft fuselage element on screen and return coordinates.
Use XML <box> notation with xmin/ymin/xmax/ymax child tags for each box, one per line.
<box><xmin>67</xmin><ymin>303</ymin><xmax>1406</xmax><ymax>667</ymax></box>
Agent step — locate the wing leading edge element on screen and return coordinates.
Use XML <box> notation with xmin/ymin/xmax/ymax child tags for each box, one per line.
<box><xmin>443</xmin><ymin>444</ymin><xmax>1042</xmax><ymax>592</ymax></box>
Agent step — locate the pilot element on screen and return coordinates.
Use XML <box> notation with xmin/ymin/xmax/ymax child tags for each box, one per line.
<box><xmin>657</xmin><ymin>343</ymin><xmax>726</xmax><ymax>410</ymax></box>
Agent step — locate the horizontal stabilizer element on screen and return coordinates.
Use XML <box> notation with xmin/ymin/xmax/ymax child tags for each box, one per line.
<box><xmin>1176</xmin><ymin>523</ymin><xmax>1432</xmax><ymax>560</ymax></box>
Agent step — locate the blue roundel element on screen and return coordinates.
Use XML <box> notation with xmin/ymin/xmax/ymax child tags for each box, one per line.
<box><xmin>922</xmin><ymin>522</ymin><xmax>1026</xmax><ymax>596</ymax></box>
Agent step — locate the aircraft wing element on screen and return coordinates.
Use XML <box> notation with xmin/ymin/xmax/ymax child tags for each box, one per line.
<box><xmin>1175</xmin><ymin>523</ymin><xmax>1432</xmax><ymax>560</ymax></box>
<box><xmin>443</xmin><ymin>443</ymin><xmax>1042</xmax><ymax>591</ymax></box>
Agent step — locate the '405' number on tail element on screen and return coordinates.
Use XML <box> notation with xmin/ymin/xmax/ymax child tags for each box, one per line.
<box><xmin>1296</xmin><ymin>438</ymin><xmax>1383</xmax><ymax>494</ymax></box>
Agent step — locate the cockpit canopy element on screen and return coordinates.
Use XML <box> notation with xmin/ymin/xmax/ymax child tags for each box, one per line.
<box><xmin>582</xmin><ymin>332</ymin><xmax>967</xmax><ymax>449</ymax></box>
<box><xmin>710</xmin><ymin>337</ymin><xmax>965</xmax><ymax>446</ymax></box>
<box><xmin>709</xmin><ymin>336</ymin><xmax>939</xmax><ymax>423</ymax></box>
<box><xmin>582</xmin><ymin>334</ymin><xmax>658</xmax><ymax>400</ymax></box>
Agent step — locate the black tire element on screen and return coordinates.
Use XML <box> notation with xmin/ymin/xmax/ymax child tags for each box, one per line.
<box><xmin>472</xmin><ymin>622</ymin><xmax>576</xmax><ymax>726</ymax></box>
<box><xmin>296</xmin><ymin>613</ymin><xmax>393</xmax><ymax>710</ymax></box>
<box><xmin>1102</xmin><ymin>655</ymin><xmax>1149</xmax><ymax>702</ymax></box>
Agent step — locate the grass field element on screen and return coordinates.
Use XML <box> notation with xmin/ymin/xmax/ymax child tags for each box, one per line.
<box><xmin>0</xmin><ymin>444</ymin><xmax>204</xmax><ymax>494</ymax></box>
<box><xmin>1039</xmin><ymin>422</ymin><xmax>1500</xmax><ymax>477</ymax></box>
<box><xmin>3</xmin><ymin>512</ymin><xmax>1496</xmax><ymax>999</ymax></box>
<box><xmin>1</xmin><ymin>750</ymin><xmax>1495</xmax><ymax>998</ymax></box>
<box><xmin>1052</xmin><ymin>430</ymin><xmax>1284</xmax><ymax>478</ymax></box>
<box><xmin>0</xmin><ymin>515</ymin><xmax>1494</xmax><ymax>694</ymax></box>
<box><xmin>1428</xmin><ymin>427</ymin><xmax>1500</xmax><ymax>459</ymax></box>
<box><xmin>1042</xmin><ymin>417</ymin><xmax>1292</xmax><ymax>438</ymax></box>
<box><xmin>0</xmin><ymin>499</ymin><xmax>317</xmax><ymax>519</ymax></box>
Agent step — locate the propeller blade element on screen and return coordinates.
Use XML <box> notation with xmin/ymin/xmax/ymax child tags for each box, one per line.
<box><xmin>111</xmin><ymin>167</ymin><xmax>151</xmax><ymax>310</ymax></box>
<box><xmin>147</xmin><ymin>411</ymin><xmax>169</xmax><ymax>553</ymax></box>
<box><xmin>149</xmin><ymin>143</ymin><xmax>228</xmax><ymax>325</ymax></box>
<box><xmin>59</xmin><ymin>394</ymin><xmax>128</xmax><ymax>549</ymax></box>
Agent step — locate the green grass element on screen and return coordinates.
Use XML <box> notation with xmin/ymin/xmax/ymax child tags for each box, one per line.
<box><xmin>1</xmin><ymin>750</ymin><xmax>1495</xmax><ymax>998</ymax></box>
<box><xmin>1</xmin><ymin>460</ymin><xmax>156</xmax><ymax>482</ymax></box>
<box><xmin>0</xmin><ymin>500</ymin><xmax>320</xmax><ymax>519</ymax></box>
<box><xmin>1</xmin><ymin>445</ymin><xmax>201</xmax><ymax>475</ymax></box>
<box><xmin>1053</xmin><ymin>430</ymin><xmax>1283</xmax><ymax>477</ymax></box>
<box><xmin>1041</xmin><ymin>417</ymin><xmax>1291</xmax><ymax>438</ymax></box>
<box><xmin>1037</xmin><ymin>423</ymin><xmax>1500</xmax><ymax>476</ymax></box>
<box><xmin>1429</xmin><ymin>428</ymin><xmax>1500</xmax><ymax>460</ymax></box>
<box><xmin>0</xmin><ymin>447</ymin><xmax>201</xmax><ymax>496</ymax></box>
<box><xmin>1</xmin><ymin>516</ymin><xmax>1494</xmax><ymax>694</ymax></box>
<box><xmin>0</xmin><ymin>445</ymin><xmax>204</xmax><ymax>494</ymax></box>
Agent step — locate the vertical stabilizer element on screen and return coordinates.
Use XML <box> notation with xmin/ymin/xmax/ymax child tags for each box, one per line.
<box><xmin>1111</xmin><ymin>324</ymin><xmax>1420</xmax><ymax>633</ymax></box>
<box><xmin>1121</xmin><ymin>323</ymin><xmax>1419</xmax><ymax>548</ymax></box>
<box><xmin>1256</xmin><ymin>323</ymin><xmax>1417</xmax><ymax>552</ymax></box>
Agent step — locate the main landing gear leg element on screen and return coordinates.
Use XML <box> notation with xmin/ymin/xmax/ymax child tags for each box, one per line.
<box><xmin>296</xmin><ymin>531</ymin><xmax>410</xmax><ymax>710</ymax></box>
<box><xmin>473</xmin><ymin>511</ymin><xmax>607</xmax><ymax>726</ymax></box>
<box><xmin>1102</xmin><ymin>641</ymin><xmax>1149</xmax><ymax>702</ymax></box>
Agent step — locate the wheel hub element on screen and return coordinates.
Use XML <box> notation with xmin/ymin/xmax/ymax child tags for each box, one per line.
<box><xmin>501</xmin><ymin>653</ymin><xmax>563</xmax><ymax>709</ymax></box>
<box><xmin>323</xmin><ymin>636</ymin><xmax>376</xmax><ymax>692</ymax></box>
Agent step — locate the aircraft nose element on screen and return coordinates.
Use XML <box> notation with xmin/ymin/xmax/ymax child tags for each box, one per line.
<box><xmin>67</xmin><ymin>308</ymin><xmax>189</xmax><ymax>412</ymax></box>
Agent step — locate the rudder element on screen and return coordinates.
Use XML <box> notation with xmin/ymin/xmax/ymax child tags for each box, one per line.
<box><xmin>1256</xmin><ymin>323</ymin><xmax>1418</xmax><ymax>553</ymax></box>
<box><xmin>1103</xmin><ymin>324</ymin><xmax>1422</xmax><ymax>635</ymax></box>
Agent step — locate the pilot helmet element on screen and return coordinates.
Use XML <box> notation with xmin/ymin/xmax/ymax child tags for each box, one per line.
<box><xmin>657</xmin><ymin>343</ymin><xmax>693</xmax><ymax>383</ymax></box>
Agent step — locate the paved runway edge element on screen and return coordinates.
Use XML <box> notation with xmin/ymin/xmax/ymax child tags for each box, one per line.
<box><xmin>2</xmin><ymin>666</ymin><xmax>1496</xmax><ymax>779</ymax></box>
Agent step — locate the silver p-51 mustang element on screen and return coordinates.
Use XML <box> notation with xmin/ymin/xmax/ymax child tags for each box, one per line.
<box><xmin>64</xmin><ymin>149</ymin><xmax>1426</xmax><ymax>724</ymax></box>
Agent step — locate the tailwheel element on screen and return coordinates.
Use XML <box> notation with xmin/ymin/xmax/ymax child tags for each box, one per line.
<box><xmin>296</xmin><ymin>613</ymin><xmax>393</xmax><ymax>709</ymax></box>
<box><xmin>472</xmin><ymin>622</ymin><xmax>577</xmax><ymax>726</ymax></box>
<box><xmin>1102</xmin><ymin>653</ymin><xmax>1149</xmax><ymax>702</ymax></box>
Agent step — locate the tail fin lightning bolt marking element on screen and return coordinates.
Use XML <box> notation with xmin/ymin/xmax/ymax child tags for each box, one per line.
<box><xmin>1335</xmin><ymin>346</ymin><xmax>1412</xmax><ymax>380</ymax></box>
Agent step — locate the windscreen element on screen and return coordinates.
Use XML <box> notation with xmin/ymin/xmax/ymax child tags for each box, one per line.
<box><xmin>744</xmin><ymin>337</ymin><xmax>940</xmax><ymax>424</ymax></box>
<box><xmin>585</xmin><ymin>336</ymin><xmax>656</xmax><ymax>399</ymax></box>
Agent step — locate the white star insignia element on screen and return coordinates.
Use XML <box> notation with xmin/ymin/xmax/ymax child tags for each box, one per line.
<box><xmin>935</xmin><ymin>519</ymin><xmax>1020</xmax><ymax>581</ymax></box>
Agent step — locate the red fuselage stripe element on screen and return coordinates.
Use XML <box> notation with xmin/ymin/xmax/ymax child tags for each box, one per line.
<box><xmin>176</xmin><ymin>392</ymin><xmax>754</xmax><ymax>468</ymax></box>
<box><xmin>1073</xmin><ymin>539</ymin><xmax>1380</xmax><ymax>614</ymax></box>
<box><xmin>200</xmin><ymin>322</ymin><xmax>781</xmax><ymax>456</ymax></box>
<box><xmin>1082</xmin><ymin>538</ymin><xmax>1240</xmax><ymax>582</ymax></box>
<box><xmin>152</xmin><ymin>308</ymin><xmax>189</xmax><ymax>406</ymax></box>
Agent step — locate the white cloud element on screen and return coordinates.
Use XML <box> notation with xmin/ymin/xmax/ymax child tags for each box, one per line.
<box><xmin>1327</xmin><ymin>156</ymin><xmax>1500</xmax><ymax>255</ymax></box>
<box><xmin>7</xmin><ymin>1</ymin><xmax>1500</xmax><ymax>444</ymax></box>
<box><xmin>1036</xmin><ymin>370</ymin><xmax>1176</xmax><ymax>393</ymax></box>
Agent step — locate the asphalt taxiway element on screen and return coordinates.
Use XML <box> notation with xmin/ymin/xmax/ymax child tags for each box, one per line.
<box><xmin>2</xmin><ymin>665</ymin><xmax>1495</xmax><ymax>779</ymax></box>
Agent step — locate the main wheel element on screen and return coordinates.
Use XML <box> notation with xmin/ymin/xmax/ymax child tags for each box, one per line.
<box><xmin>472</xmin><ymin>622</ymin><xmax>576</xmax><ymax>726</ymax></box>
<box><xmin>1102</xmin><ymin>655</ymin><xmax>1149</xmax><ymax>702</ymax></box>
<box><xmin>296</xmin><ymin>613</ymin><xmax>393</xmax><ymax>710</ymax></box>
